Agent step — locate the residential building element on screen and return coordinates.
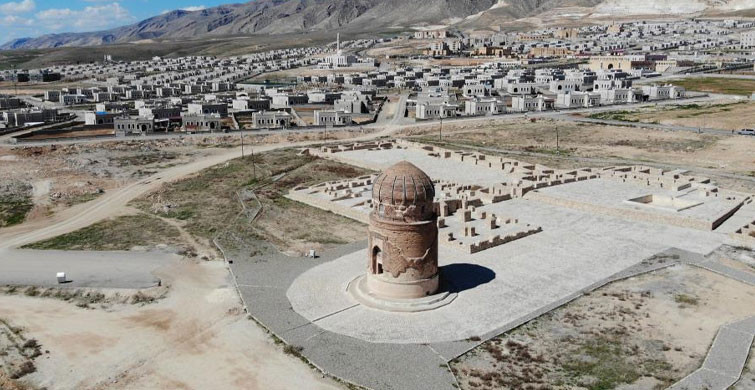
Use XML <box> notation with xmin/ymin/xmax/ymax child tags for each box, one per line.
<box><xmin>314</xmin><ymin>110</ymin><xmax>353</xmax><ymax>126</ymax></box>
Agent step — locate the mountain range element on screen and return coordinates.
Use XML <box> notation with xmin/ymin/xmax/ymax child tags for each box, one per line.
<box><xmin>2</xmin><ymin>0</ymin><xmax>753</xmax><ymax>50</ymax></box>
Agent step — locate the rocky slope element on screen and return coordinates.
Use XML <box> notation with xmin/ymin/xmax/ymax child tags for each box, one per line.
<box><xmin>2</xmin><ymin>0</ymin><xmax>752</xmax><ymax>50</ymax></box>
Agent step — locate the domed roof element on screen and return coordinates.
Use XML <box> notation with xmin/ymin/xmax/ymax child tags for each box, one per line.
<box><xmin>372</xmin><ymin>161</ymin><xmax>434</xmax><ymax>206</ymax></box>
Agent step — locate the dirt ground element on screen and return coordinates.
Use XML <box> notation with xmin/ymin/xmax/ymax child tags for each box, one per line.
<box><xmin>21</xmin><ymin>128</ymin><xmax>116</xmax><ymax>140</ymax></box>
<box><xmin>20</xmin><ymin>212</ymin><xmax>189</xmax><ymax>253</ymax></box>
<box><xmin>588</xmin><ymin>101</ymin><xmax>755</xmax><ymax>131</ymax></box>
<box><xmin>0</xmin><ymin>128</ymin><xmax>371</xmax><ymax>239</ymax></box>
<box><xmin>131</xmin><ymin>148</ymin><xmax>373</xmax><ymax>257</ymax></box>
<box><xmin>452</xmin><ymin>260</ymin><xmax>755</xmax><ymax>390</ymax></box>
<box><xmin>0</xmin><ymin>80</ymin><xmax>98</xmax><ymax>96</ymax></box>
<box><xmin>0</xmin><ymin>258</ymin><xmax>341</xmax><ymax>390</ymax></box>
<box><xmin>664</xmin><ymin>77</ymin><xmax>755</xmax><ymax>96</ymax></box>
<box><xmin>0</xmin><ymin>141</ymin><xmax>208</xmax><ymax>226</ymax></box>
<box><xmin>365</xmin><ymin>40</ymin><xmax>425</xmax><ymax>59</ymax></box>
<box><xmin>0</xmin><ymin>181</ymin><xmax>33</xmax><ymax>227</ymax></box>
<box><xmin>399</xmin><ymin>117</ymin><xmax>755</xmax><ymax>191</ymax></box>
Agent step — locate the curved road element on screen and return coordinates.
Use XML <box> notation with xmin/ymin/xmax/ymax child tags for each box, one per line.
<box><xmin>0</xmin><ymin>127</ymin><xmax>398</xmax><ymax>250</ymax></box>
<box><xmin>0</xmin><ymin>94</ymin><xmax>742</xmax><ymax>249</ymax></box>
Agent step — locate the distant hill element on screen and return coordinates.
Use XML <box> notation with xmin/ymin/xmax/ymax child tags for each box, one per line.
<box><xmin>2</xmin><ymin>0</ymin><xmax>752</xmax><ymax>50</ymax></box>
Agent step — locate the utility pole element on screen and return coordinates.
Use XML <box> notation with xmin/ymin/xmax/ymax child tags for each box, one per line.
<box><xmin>439</xmin><ymin>117</ymin><xmax>443</xmax><ymax>141</ymax></box>
<box><xmin>241</xmin><ymin>130</ymin><xmax>245</xmax><ymax>158</ymax></box>
<box><xmin>556</xmin><ymin>126</ymin><xmax>560</xmax><ymax>153</ymax></box>
<box><xmin>251</xmin><ymin>147</ymin><xmax>256</xmax><ymax>180</ymax></box>
<box><xmin>12</xmin><ymin>65</ymin><xmax>18</xmax><ymax>97</ymax></box>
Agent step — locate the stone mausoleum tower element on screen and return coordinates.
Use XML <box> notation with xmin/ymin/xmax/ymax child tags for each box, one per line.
<box><xmin>366</xmin><ymin>161</ymin><xmax>439</xmax><ymax>299</ymax></box>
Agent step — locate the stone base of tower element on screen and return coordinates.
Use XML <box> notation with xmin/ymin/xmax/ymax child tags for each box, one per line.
<box><xmin>366</xmin><ymin>272</ymin><xmax>439</xmax><ymax>299</ymax></box>
<box><xmin>348</xmin><ymin>274</ymin><xmax>456</xmax><ymax>313</ymax></box>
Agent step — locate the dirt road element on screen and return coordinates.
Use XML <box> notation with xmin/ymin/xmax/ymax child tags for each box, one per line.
<box><xmin>0</xmin><ymin>95</ymin><xmax>732</xmax><ymax>250</ymax></box>
<box><xmin>0</xmin><ymin>147</ymin><xmax>250</xmax><ymax>249</ymax></box>
<box><xmin>0</xmin><ymin>128</ymin><xmax>396</xmax><ymax>250</ymax></box>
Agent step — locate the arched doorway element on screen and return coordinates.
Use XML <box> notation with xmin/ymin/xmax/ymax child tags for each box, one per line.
<box><xmin>607</xmin><ymin>63</ymin><xmax>614</xmax><ymax>70</ymax></box>
<box><xmin>371</xmin><ymin>246</ymin><xmax>383</xmax><ymax>275</ymax></box>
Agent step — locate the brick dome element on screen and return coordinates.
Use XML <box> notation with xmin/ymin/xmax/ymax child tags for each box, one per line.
<box><xmin>372</xmin><ymin>161</ymin><xmax>435</xmax><ymax>207</ymax></box>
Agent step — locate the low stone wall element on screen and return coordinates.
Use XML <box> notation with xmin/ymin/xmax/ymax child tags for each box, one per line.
<box><xmin>310</xmin><ymin>149</ymin><xmax>384</xmax><ymax>172</ymax></box>
<box><xmin>527</xmin><ymin>190</ymin><xmax>716</xmax><ymax>231</ymax></box>
<box><xmin>285</xmin><ymin>190</ymin><xmax>370</xmax><ymax>224</ymax></box>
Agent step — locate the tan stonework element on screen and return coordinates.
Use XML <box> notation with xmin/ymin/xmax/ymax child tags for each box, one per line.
<box><xmin>366</xmin><ymin>161</ymin><xmax>440</xmax><ymax>299</ymax></box>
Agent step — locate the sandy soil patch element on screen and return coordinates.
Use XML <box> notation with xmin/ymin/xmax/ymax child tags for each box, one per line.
<box><xmin>591</xmin><ymin>101</ymin><xmax>755</xmax><ymax>131</ymax></box>
<box><xmin>365</xmin><ymin>41</ymin><xmax>425</xmax><ymax>58</ymax></box>
<box><xmin>0</xmin><ymin>259</ymin><xmax>340</xmax><ymax>390</ymax></box>
<box><xmin>0</xmin><ymin>142</ymin><xmax>206</xmax><ymax>225</ymax></box>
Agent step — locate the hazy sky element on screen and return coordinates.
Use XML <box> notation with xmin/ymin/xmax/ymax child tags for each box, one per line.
<box><xmin>0</xmin><ymin>0</ymin><xmax>238</xmax><ymax>41</ymax></box>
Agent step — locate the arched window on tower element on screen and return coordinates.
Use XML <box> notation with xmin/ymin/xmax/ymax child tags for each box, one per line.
<box><xmin>372</xmin><ymin>246</ymin><xmax>383</xmax><ymax>275</ymax></box>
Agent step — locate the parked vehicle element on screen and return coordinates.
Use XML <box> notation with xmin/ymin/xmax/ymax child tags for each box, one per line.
<box><xmin>737</xmin><ymin>128</ymin><xmax>755</xmax><ymax>136</ymax></box>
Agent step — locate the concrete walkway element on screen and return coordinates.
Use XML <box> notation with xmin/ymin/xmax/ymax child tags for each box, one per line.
<box><xmin>669</xmin><ymin>316</ymin><xmax>755</xmax><ymax>390</ymax></box>
<box><xmin>663</xmin><ymin>247</ymin><xmax>755</xmax><ymax>390</ymax></box>
<box><xmin>225</xmin><ymin>241</ymin><xmax>749</xmax><ymax>390</ymax></box>
<box><xmin>681</xmin><ymin>250</ymin><xmax>755</xmax><ymax>287</ymax></box>
<box><xmin>225</xmin><ymin>240</ymin><xmax>460</xmax><ymax>390</ymax></box>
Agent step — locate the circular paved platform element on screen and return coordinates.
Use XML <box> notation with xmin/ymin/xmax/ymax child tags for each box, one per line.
<box><xmin>347</xmin><ymin>274</ymin><xmax>457</xmax><ymax>312</ymax></box>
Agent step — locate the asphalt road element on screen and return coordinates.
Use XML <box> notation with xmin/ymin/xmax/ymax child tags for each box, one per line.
<box><xmin>0</xmin><ymin>248</ymin><xmax>174</xmax><ymax>288</ymax></box>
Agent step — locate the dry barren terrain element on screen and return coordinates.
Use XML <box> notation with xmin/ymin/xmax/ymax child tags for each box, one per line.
<box><xmin>452</xmin><ymin>261</ymin><xmax>755</xmax><ymax>390</ymax></box>
<box><xmin>587</xmin><ymin>101</ymin><xmax>755</xmax><ymax>131</ymax></box>
<box><xmin>0</xmin><ymin>259</ymin><xmax>340</xmax><ymax>390</ymax></box>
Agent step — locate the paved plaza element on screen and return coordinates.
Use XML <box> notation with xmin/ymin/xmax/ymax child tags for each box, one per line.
<box><xmin>244</xmin><ymin>141</ymin><xmax>755</xmax><ymax>389</ymax></box>
<box><xmin>287</xmin><ymin>144</ymin><xmax>752</xmax><ymax>344</ymax></box>
<box><xmin>230</xmin><ymin>238</ymin><xmax>755</xmax><ymax>389</ymax></box>
<box><xmin>287</xmin><ymin>193</ymin><xmax>729</xmax><ymax>344</ymax></box>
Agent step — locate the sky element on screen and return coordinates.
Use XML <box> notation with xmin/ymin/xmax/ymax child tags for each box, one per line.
<box><xmin>0</xmin><ymin>0</ymin><xmax>238</xmax><ymax>41</ymax></box>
